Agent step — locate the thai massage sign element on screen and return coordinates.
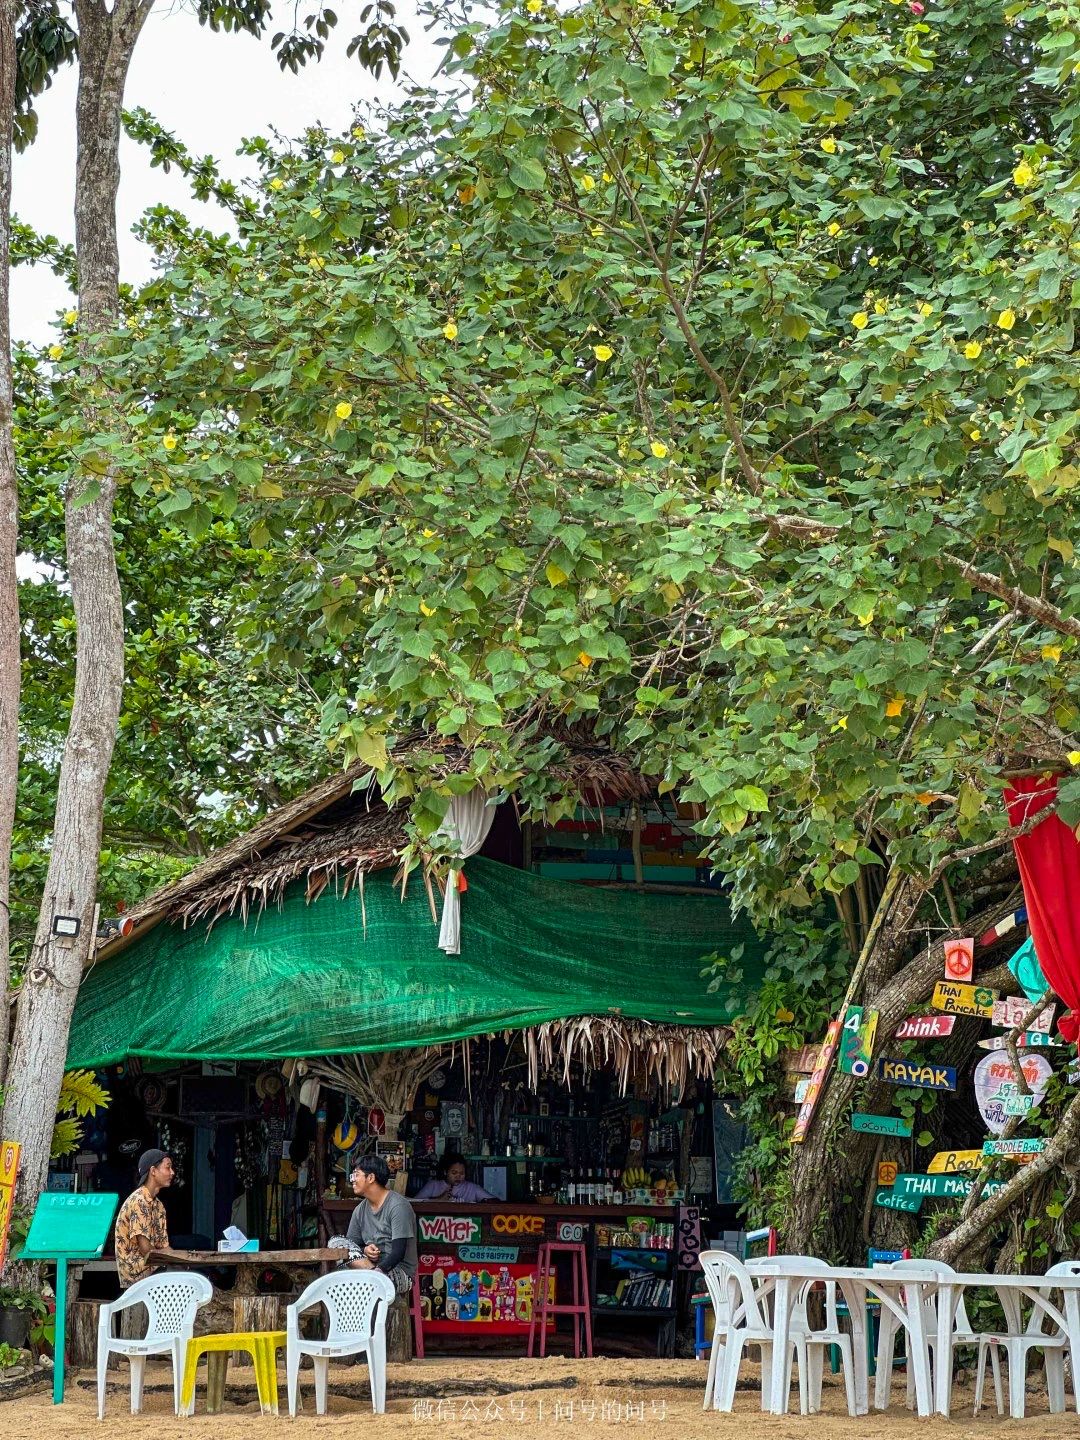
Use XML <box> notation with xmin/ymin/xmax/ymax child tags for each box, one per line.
<box><xmin>418</xmin><ymin>1215</ymin><xmax>482</xmax><ymax>1244</ymax></box>
<box><xmin>975</xmin><ymin>1053</ymin><xmax>1053</xmax><ymax>1135</ymax></box>
<box><xmin>893</xmin><ymin>1173</ymin><xmax>1006</xmax><ymax>1200</ymax></box>
<box><xmin>932</xmin><ymin>980</ymin><xmax>996</xmax><ymax>1017</ymax></box>
<box><xmin>877</xmin><ymin>1058</ymin><xmax>957</xmax><ymax>1090</ymax></box>
<box><xmin>992</xmin><ymin>996</ymin><xmax>1054</xmax><ymax>1033</ymax></box>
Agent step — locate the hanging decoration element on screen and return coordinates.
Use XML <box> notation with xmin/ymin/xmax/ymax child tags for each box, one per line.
<box><xmin>943</xmin><ymin>937</ymin><xmax>974</xmax><ymax>982</ymax></box>
<box><xmin>974</xmin><ymin>1052</ymin><xmax>1053</xmax><ymax>1134</ymax></box>
<box><xmin>1004</xmin><ymin>776</ymin><xmax>1080</xmax><ymax>1041</ymax></box>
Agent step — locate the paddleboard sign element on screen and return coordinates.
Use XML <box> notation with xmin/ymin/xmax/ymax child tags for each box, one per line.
<box><xmin>992</xmin><ymin>997</ymin><xmax>1054</xmax><ymax>1033</ymax></box>
<box><xmin>893</xmin><ymin>1173</ymin><xmax>1006</xmax><ymax>1201</ymax></box>
<box><xmin>982</xmin><ymin>1138</ymin><xmax>1046</xmax><ymax>1158</ymax></box>
<box><xmin>977</xmin><ymin>1033</ymin><xmax>1061</xmax><ymax>1051</ymax></box>
<box><xmin>895</xmin><ymin>1014</ymin><xmax>956</xmax><ymax>1041</ymax></box>
<box><xmin>932</xmin><ymin>980</ymin><xmax>996</xmax><ymax>1017</ymax></box>
<box><xmin>839</xmin><ymin>1005</ymin><xmax>879</xmax><ymax>1078</ymax></box>
<box><xmin>927</xmin><ymin>1150</ymin><xmax>982</xmax><ymax>1174</ymax></box>
<box><xmin>792</xmin><ymin>1018</ymin><xmax>843</xmax><ymax>1144</ymax></box>
<box><xmin>877</xmin><ymin>1058</ymin><xmax>957</xmax><ymax>1090</ymax></box>
<box><xmin>874</xmin><ymin>1187</ymin><xmax>923</xmax><ymax>1213</ymax></box>
<box><xmin>851</xmin><ymin>1113</ymin><xmax>913</xmax><ymax>1137</ymax></box>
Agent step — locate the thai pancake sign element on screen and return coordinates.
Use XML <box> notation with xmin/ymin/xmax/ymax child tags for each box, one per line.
<box><xmin>974</xmin><ymin>1053</ymin><xmax>1053</xmax><ymax>1135</ymax></box>
<box><xmin>895</xmin><ymin>1014</ymin><xmax>956</xmax><ymax>1040</ymax></box>
<box><xmin>992</xmin><ymin>996</ymin><xmax>1054</xmax><ymax>1033</ymax></box>
<box><xmin>877</xmin><ymin>1058</ymin><xmax>957</xmax><ymax>1090</ymax></box>
<box><xmin>931</xmin><ymin>980</ymin><xmax>997</xmax><ymax>1017</ymax></box>
<box><xmin>791</xmin><ymin>1017</ymin><xmax>843</xmax><ymax>1143</ymax></box>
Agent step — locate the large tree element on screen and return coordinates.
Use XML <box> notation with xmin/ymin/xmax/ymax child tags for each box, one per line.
<box><xmin>68</xmin><ymin>0</ymin><xmax>1080</xmax><ymax>1258</ymax></box>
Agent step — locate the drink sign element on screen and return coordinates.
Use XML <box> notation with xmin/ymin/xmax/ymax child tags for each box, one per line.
<box><xmin>932</xmin><ymin>980</ymin><xmax>996</xmax><ymax>1017</ymax></box>
<box><xmin>974</xmin><ymin>1053</ymin><xmax>1053</xmax><ymax>1135</ymax></box>
<box><xmin>895</xmin><ymin>1014</ymin><xmax>956</xmax><ymax>1040</ymax></box>
<box><xmin>839</xmin><ymin>1005</ymin><xmax>879</xmax><ymax>1078</ymax></box>
<box><xmin>792</xmin><ymin>1018</ymin><xmax>843</xmax><ymax>1144</ymax></box>
<box><xmin>851</xmin><ymin>1113</ymin><xmax>912</xmax><ymax>1137</ymax></box>
<box><xmin>927</xmin><ymin>1150</ymin><xmax>982</xmax><ymax>1174</ymax></box>
<box><xmin>877</xmin><ymin>1058</ymin><xmax>957</xmax><ymax>1090</ymax></box>
<box><xmin>875</xmin><ymin>1187</ymin><xmax>923</xmax><ymax>1213</ymax></box>
<box><xmin>992</xmin><ymin>997</ymin><xmax>1054</xmax><ymax>1033</ymax></box>
<box><xmin>943</xmin><ymin>937</ymin><xmax>974</xmax><ymax>982</ymax></box>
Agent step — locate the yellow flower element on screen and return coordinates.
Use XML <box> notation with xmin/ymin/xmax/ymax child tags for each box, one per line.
<box><xmin>526</xmin><ymin>0</ymin><xmax>542</xmax><ymax>10</ymax></box>
<box><xmin>1068</xmin><ymin>752</ymin><xmax>1080</xmax><ymax>766</ymax></box>
<box><xmin>1012</xmin><ymin>159</ymin><xmax>1034</xmax><ymax>188</ymax></box>
<box><xmin>47</xmin><ymin>344</ymin><xmax>63</xmax><ymax>360</ymax></box>
<box><xmin>997</xmin><ymin>308</ymin><xmax>1016</xmax><ymax>330</ymax></box>
<box><xmin>885</xmin><ymin>696</ymin><xmax>905</xmax><ymax>717</ymax></box>
<box><xmin>602</xmin><ymin>172</ymin><xmax>612</xmax><ymax>182</ymax></box>
<box><xmin>1015</xmin><ymin>355</ymin><xmax>1031</xmax><ymax>368</ymax></box>
<box><xmin>590</xmin><ymin>225</ymin><xmax>603</xmax><ymax>236</ymax></box>
<box><xmin>836</xmin><ymin>716</ymin><xmax>848</xmax><ymax>730</ymax></box>
<box><xmin>443</xmin><ymin>321</ymin><xmax>458</xmax><ymax>341</ymax></box>
<box><xmin>916</xmin><ymin>792</ymin><xmax>936</xmax><ymax>805</ymax></box>
<box><xmin>580</xmin><ymin>174</ymin><xmax>595</xmax><ymax>191</ymax></box>
<box><xmin>63</xmin><ymin>310</ymin><xmax>77</xmax><ymax>325</ymax></box>
<box><xmin>820</xmin><ymin>137</ymin><xmax>837</xmax><ymax>155</ymax></box>
<box><xmin>331</xmin><ymin>150</ymin><xmax>345</xmax><ymax>164</ymax></box>
<box><xmin>309</xmin><ymin>206</ymin><xmax>322</xmax><ymax>219</ymax></box>
<box><xmin>352</xmin><ymin>126</ymin><xmax>365</xmax><ymax>140</ymax></box>
<box><xmin>650</xmin><ymin>440</ymin><xmax>669</xmax><ymax>459</ymax></box>
<box><xmin>422</xmin><ymin>528</ymin><xmax>436</xmax><ymax>538</ymax></box>
<box><xmin>270</xmin><ymin>178</ymin><xmax>284</xmax><ymax>191</ymax></box>
<box><xmin>851</xmin><ymin>311</ymin><xmax>869</xmax><ymax>330</ymax></box>
<box><xmin>827</xmin><ymin>222</ymin><xmax>842</xmax><ymax>237</ymax></box>
<box><xmin>578</xmin><ymin>651</ymin><xmax>593</xmax><ymax>668</ymax></box>
<box><xmin>776</xmin><ymin>1007</ymin><xmax>795</xmax><ymax>1024</ymax></box>
<box><xmin>335</xmin><ymin>402</ymin><xmax>353</xmax><ymax>420</ymax></box>
<box><xmin>308</xmin><ymin>255</ymin><xmax>326</xmax><ymax>269</ymax></box>
<box><xmin>593</xmin><ymin>344</ymin><xmax>613</xmax><ymax>362</ymax></box>
<box><xmin>969</xmin><ymin>429</ymin><xmax>981</xmax><ymax>441</ymax></box>
<box><xmin>419</xmin><ymin>601</ymin><xmax>436</xmax><ymax>617</ymax></box>
<box><xmin>964</xmin><ymin>340</ymin><xmax>983</xmax><ymax>359</ymax></box>
<box><xmin>869</xmin><ymin>256</ymin><xmax>880</xmax><ymax>267</ymax></box>
<box><xmin>874</xmin><ymin>299</ymin><xmax>887</xmax><ymax>315</ymax></box>
<box><xmin>1042</xmin><ymin>644</ymin><xmax>1062</xmax><ymax>662</ymax></box>
<box><xmin>163</xmin><ymin>433</ymin><xmax>178</xmax><ymax>452</ymax></box>
<box><xmin>918</xmin><ymin>302</ymin><xmax>933</xmax><ymax>318</ymax></box>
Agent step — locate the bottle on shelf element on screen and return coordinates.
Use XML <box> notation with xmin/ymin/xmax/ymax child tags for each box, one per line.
<box><xmin>567</xmin><ymin>1172</ymin><xmax>577</xmax><ymax>1205</ymax></box>
<box><xmin>604</xmin><ymin>1170</ymin><xmax>614</xmax><ymax>1204</ymax></box>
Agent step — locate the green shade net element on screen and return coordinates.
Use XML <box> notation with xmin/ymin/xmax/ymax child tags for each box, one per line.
<box><xmin>67</xmin><ymin>859</ymin><xmax>764</xmax><ymax>1066</ymax></box>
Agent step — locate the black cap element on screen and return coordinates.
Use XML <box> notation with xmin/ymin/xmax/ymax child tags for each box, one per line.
<box><xmin>138</xmin><ymin>1148</ymin><xmax>168</xmax><ymax>1180</ymax></box>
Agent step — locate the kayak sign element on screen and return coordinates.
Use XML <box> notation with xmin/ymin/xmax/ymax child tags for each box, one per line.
<box><xmin>877</xmin><ymin>1058</ymin><xmax>957</xmax><ymax>1090</ymax></box>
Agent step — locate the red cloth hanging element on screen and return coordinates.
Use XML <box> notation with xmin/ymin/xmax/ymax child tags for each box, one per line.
<box><xmin>1004</xmin><ymin>775</ymin><xmax>1080</xmax><ymax>1042</ymax></box>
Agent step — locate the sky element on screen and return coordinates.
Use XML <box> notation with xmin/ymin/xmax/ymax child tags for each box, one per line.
<box><xmin>12</xmin><ymin>0</ymin><xmax>444</xmax><ymax>344</ymax></box>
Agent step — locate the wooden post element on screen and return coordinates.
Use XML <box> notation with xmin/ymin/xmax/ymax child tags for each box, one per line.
<box><xmin>386</xmin><ymin>1295</ymin><xmax>413</xmax><ymax>1362</ymax></box>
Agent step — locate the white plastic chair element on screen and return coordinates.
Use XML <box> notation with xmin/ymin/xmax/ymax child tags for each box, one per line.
<box><xmin>974</xmin><ymin>1262</ymin><xmax>1077</xmax><ymax>1419</ymax></box>
<box><xmin>286</xmin><ymin>1269</ymin><xmax>396</xmax><ymax>1416</ymax></box>
<box><xmin>699</xmin><ymin>1251</ymin><xmax>813</xmax><ymax>1414</ymax></box>
<box><xmin>96</xmin><ymin>1272</ymin><xmax>212</xmax><ymax>1419</ymax></box>
<box><xmin>748</xmin><ymin>1255</ymin><xmax>856</xmax><ymax>1415</ymax></box>
<box><xmin>873</xmin><ymin>1258</ymin><xmax>996</xmax><ymax>1415</ymax></box>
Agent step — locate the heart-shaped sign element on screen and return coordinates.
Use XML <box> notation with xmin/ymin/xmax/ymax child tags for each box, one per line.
<box><xmin>975</xmin><ymin>1053</ymin><xmax>1053</xmax><ymax>1135</ymax></box>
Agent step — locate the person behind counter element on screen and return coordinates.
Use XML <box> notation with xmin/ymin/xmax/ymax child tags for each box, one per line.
<box><xmin>114</xmin><ymin>1149</ymin><xmax>189</xmax><ymax>1288</ymax></box>
<box><xmin>344</xmin><ymin>1155</ymin><xmax>418</xmax><ymax>1294</ymax></box>
<box><xmin>413</xmin><ymin>1152</ymin><xmax>495</xmax><ymax>1203</ymax></box>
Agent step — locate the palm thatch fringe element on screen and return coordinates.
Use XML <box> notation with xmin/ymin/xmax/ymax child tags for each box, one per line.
<box><xmin>526</xmin><ymin>1016</ymin><xmax>731</xmax><ymax>1100</ymax></box>
<box><xmin>303</xmin><ymin>1048</ymin><xmax>448</xmax><ymax>1117</ymax></box>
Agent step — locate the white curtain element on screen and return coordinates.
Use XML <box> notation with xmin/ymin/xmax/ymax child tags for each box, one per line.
<box><xmin>437</xmin><ymin>789</ymin><xmax>495</xmax><ymax>954</ymax></box>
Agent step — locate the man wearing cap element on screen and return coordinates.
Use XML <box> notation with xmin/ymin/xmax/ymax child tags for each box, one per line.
<box><xmin>114</xmin><ymin>1150</ymin><xmax>187</xmax><ymax>1288</ymax></box>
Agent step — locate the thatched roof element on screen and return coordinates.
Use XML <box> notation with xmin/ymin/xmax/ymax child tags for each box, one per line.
<box><xmin>97</xmin><ymin>733</ymin><xmax>656</xmax><ymax>962</ymax></box>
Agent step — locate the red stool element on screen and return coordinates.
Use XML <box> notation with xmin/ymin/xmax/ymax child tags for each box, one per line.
<box><xmin>527</xmin><ymin>1242</ymin><xmax>593</xmax><ymax>1357</ymax></box>
<box><xmin>410</xmin><ymin>1271</ymin><xmax>425</xmax><ymax>1358</ymax></box>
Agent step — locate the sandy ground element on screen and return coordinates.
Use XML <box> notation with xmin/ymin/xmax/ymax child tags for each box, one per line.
<box><xmin>0</xmin><ymin>1356</ymin><xmax>1074</xmax><ymax>1439</ymax></box>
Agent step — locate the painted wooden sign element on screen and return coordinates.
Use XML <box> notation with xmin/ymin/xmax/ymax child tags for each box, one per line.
<box><xmin>839</xmin><ymin>1005</ymin><xmax>879</xmax><ymax>1078</ymax></box>
<box><xmin>977</xmin><ymin>1032</ymin><xmax>1061</xmax><ymax>1051</ymax></box>
<box><xmin>893</xmin><ymin>1173</ymin><xmax>1006</xmax><ymax>1200</ymax></box>
<box><xmin>418</xmin><ymin>1214</ymin><xmax>482</xmax><ymax>1244</ymax></box>
<box><xmin>793</xmin><ymin>1078</ymin><xmax>810</xmax><ymax>1104</ymax></box>
<box><xmin>0</xmin><ymin>1142</ymin><xmax>20</xmax><ymax>1275</ymax></box>
<box><xmin>895</xmin><ymin>1014</ymin><xmax>956</xmax><ymax>1040</ymax></box>
<box><xmin>851</xmin><ymin>1113</ymin><xmax>913</xmax><ymax>1137</ymax></box>
<box><xmin>877</xmin><ymin>1058</ymin><xmax>957</xmax><ymax>1090</ymax></box>
<box><xmin>991</xmin><ymin>996</ymin><xmax>1054</xmax><ymax>1033</ymax></box>
<box><xmin>927</xmin><ymin>1150</ymin><xmax>982</xmax><ymax>1174</ymax></box>
<box><xmin>792</xmin><ymin>1018</ymin><xmax>843</xmax><ymax>1144</ymax></box>
<box><xmin>975</xmin><ymin>1053</ymin><xmax>1053</xmax><ymax>1134</ymax></box>
<box><xmin>982</xmin><ymin>1138</ymin><xmax>1046</xmax><ymax>1158</ymax></box>
<box><xmin>943</xmin><ymin>937</ymin><xmax>974</xmax><ymax>982</ymax></box>
<box><xmin>781</xmin><ymin>1044</ymin><xmax>820</xmax><ymax>1075</ymax></box>
<box><xmin>877</xmin><ymin>1160</ymin><xmax>899</xmax><ymax>1188</ymax></box>
<box><xmin>875</xmin><ymin>1187</ymin><xmax>923</xmax><ymax>1213</ymax></box>
<box><xmin>932</xmin><ymin>980</ymin><xmax>996</xmax><ymax>1017</ymax></box>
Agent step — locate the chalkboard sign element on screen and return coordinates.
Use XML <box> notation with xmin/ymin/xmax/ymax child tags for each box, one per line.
<box><xmin>20</xmin><ymin>1191</ymin><xmax>118</xmax><ymax>1260</ymax></box>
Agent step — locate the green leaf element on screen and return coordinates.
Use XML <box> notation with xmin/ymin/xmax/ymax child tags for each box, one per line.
<box><xmin>508</xmin><ymin>156</ymin><xmax>547</xmax><ymax>191</ymax></box>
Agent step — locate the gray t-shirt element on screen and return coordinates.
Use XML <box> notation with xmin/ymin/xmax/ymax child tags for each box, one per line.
<box><xmin>345</xmin><ymin>1191</ymin><xmax>417</xmax><ymax>1283</ymax></box>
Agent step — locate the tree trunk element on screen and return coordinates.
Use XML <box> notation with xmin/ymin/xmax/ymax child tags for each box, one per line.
<box><xmin>2</xmin><ymin>0</ymin><xmax>148</xmax><ymax>1199</ymax></box>
<box><xmin>0</xmin><ymin>0</ymin><xmax>18</xmax><ymax>1086</ymax></box>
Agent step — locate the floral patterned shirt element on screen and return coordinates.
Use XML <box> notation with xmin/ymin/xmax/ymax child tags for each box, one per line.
<box><xmin>115</xmin><ymin>1186</ymin><xmax>169</xmax><ymax>1288</ymax></box>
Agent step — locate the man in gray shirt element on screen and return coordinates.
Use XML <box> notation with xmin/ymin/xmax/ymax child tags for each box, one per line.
<box><xmin>344</xmin><ymin>1154</ymin><xmax>417</xmax><ymax>1294</ymax></box>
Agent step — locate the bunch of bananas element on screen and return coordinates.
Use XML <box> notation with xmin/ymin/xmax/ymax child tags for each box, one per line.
<box><xmin>621</xmin><ymin>1165</ymin><xmax>652</xmax><ymax>1190</ymax></box>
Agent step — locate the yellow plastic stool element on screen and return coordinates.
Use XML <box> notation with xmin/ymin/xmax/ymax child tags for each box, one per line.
<box><xmin>180</xmin><ymin>1331</ymin><xmax>286</xmax><ymax>1416</ymax></box>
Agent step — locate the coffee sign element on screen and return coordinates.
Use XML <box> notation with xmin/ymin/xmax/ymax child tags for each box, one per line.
<box><xmin>875</xmin><ymin>1187</ymin><xmax>923</xmax><ymax>1213</ymax></box>
<box><xmin>932</xmin><ymin>981</ymin><xmax>996</xmax><ymax>1017</ymax></box>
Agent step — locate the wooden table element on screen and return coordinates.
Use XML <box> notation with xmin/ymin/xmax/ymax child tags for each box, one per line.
<box><xmin>152</xmin><ymin>1249</ymin><xmax>340</xmax><ymax>1338</ymax></box>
